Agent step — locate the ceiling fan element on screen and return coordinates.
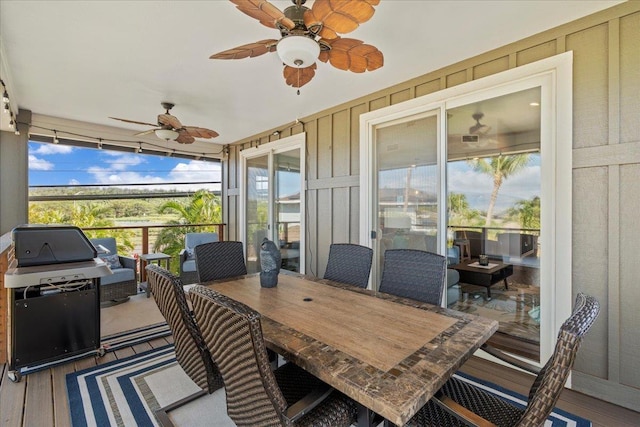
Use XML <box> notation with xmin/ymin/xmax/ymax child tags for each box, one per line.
<box><xmin>468</xmin><ymin>113</ymin><xmax>492</xmax><ymax>136</ymax></box>
<box><xmin>109</xmin><ymin>102</ymin><xmax>219</xmax><ymax>144</ymax></box>
<box><xmin>210</xmin><ymin>0</ymin><xmax>383</xmax><ymax>93</ymax></box>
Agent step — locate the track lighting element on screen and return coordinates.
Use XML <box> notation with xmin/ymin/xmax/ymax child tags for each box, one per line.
<box><xmin>53</xmin><ymin>130</ymin><xmax>59</xmax><ymax>144</ymax></box>
<box><xmin>14</xmin><ymin>129</ymin><xmax>20</xmax><ymax>136</ymax></box>
<box><xmin>137</xmin><ymin>143</ymin><xmax>143</xmax><ymax>153</ymax></box>
<box><xmin>97</xmin><ymin>139</ymin><xmax>103</xmax><ymax>150</ymax></box>
<box><xmin>3</xmin><ymin>103</ymin><xmax>9</xmax><ymax>114</ymax></box>
<box><xmin>2</xmin><ymin>90</ymin><xmax>8</xmax><ymax>103</ymax></box>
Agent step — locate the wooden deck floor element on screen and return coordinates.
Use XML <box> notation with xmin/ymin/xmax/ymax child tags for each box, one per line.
<box><xmin>1</xmin><ymin>336</ymin><xmax>639</xmax><ymax>427</ymax></box>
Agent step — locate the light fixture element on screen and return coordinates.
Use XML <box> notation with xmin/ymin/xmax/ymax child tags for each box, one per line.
<box><xmin>276</xmin><ymin>35</ymin><xmax>319</xmax><ymax>68</ymax></box>
<box><xmin>97</xmin><ymin>139</ymin><xmax>103</xmax><ymax>150</ymax></box>
<box><xmin>3</xmin><ymin>103</ymin><xmax>9</xmax><ymax>114</ymax></box>
<box><xmin>155</xmin><ymin>128</ymin><xmax>179</xmax><ymax>141</ymax></box>
<box><xmin>53</xmin><ymin>130</ymin><xmax>59</xmax><ymax>144</ymax></box>
<box><xmin>2</xmin><ymin>90</ymin><xmax>8</xmax><ymax>103</ymax></box>
<box><xmin>14</xmin><ymin>129</ymin><xmax>20</xmax><ymax>136</ymax></box>
<box><xmin>137</xmin><ymin>143</ymin><xmax>143</xmax><ymax>153</ymax></box>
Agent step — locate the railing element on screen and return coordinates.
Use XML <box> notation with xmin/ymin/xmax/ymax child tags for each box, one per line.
<box><xmin>82</xmin><ymin>223</ymin><xmax>225</xmax><ymax>255</ymax></box>
<box><xmin>448</xmin><ymin>225</ymin><xmax>540</xmax><ymax>261</ymax></box>
<box><xmin>448</xmin><ymin>225</ymin><xmax>540</xmax><ymax>241</ymax></box>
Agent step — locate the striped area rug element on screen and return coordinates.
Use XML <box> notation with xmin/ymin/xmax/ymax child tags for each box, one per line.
<box><xmin>100</xmin><ymin>322</ymin><xmax>171</xmax><ymax>353</ymax></box>
<box><xmin>66</xmin><ymin>345</ymin><xmax>590</xmax><ymax>427</ymax></box>
<box><xmin>66</xmin><ymin>345</ymin><xmax>232</xmax><ymax>427</ymax></box>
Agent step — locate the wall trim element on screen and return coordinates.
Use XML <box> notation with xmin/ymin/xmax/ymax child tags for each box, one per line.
<box><xmin>307</xmin><ymin>175</ymin><xmax>359</xmax><ymax>190</ymax></box>
<box><xmin>573</xmin><ymin>141</ymin><xmax>640</xmax><ymax>169</ymax></box>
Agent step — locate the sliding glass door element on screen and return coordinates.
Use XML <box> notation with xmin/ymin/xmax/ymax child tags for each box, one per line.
<box><xmin>446</xmin><ymin>88</ymin><xmax>542</xmax><ymax>355</ymax></box>
<box><xmin>245</xmin><ymin>154</ymin><xmax>269</xmax><ymax>273</ymax></box>
<box><xmin>240</xmin><ymin>134</ymin><xmax>305</xmax><ymax>274</ymax></box>
<box><xmin>373</xmin><ymin>112</ymin><xmax>442</xmax><ymax>286</ymax></box>
<box><xmin>361</xmin><ymin>53</ymin><xmax>573</xmax><ymax>366</ymax></box>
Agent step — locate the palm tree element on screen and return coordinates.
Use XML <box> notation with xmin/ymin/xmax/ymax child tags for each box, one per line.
<box><xmin>468</xmin><ymin>154</ymin><xmax>530</xmax><ymax>226</ymax></box>
<box><xmin>448</xmin><ymin>193</ymin><xmax>469</xmax><ymax>215</ymax></box>
<box><xmin>153</xmin><ymin>190</ymin><xmax>222</xmax><ymax>271</ymax></box>
<box><xmin>507</xmin><ymin>196</ymin><xmax>540</xmax><ymax>230</ymax></box>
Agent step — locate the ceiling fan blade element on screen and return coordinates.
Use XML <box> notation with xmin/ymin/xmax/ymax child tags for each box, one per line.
<box><xmin>109</xmin><ymin>117</ymin><xmax>158</xmax><ymax>127</ymax></box>
<box><xmin>283</xmin><ymin>64</ymin><xmax>317</xmax><ymax>88</ymax></box>
<box><xmin>183</xmin><ymin>126</ymin><xmax>219</xmax><ymax>139</ymax></box>
<box><xmin>230</xmin><ymin>0</ymin><xmax>295</xmax><ymax>30</ymax></box>
<box><xmin>304</xmin><ymin>0</ymin><xmax>379</xmax><ymax>40</ymax></box>
<box><xmin>134</xmin><ymin>128</ymin><xmax>161</xmax><ymax>137</ymax></box>
<box><xmin>210</xmin><ymin>39</ymin><xmax>278</xmax><ymax>60</ymax></box>
<box><xmin>158</xmin><ymin>113</ymin><xmax>183</xmax><ymax>130</ymax></box>
<box><xmin>176</xmin><ymin>131</ymin><xmax>196</xmax><ymax>144</ymax></box>
<box><xmin>318</xmin><ymin>38</ymin><xmax>383</xmax><ymax>72</ymax></box>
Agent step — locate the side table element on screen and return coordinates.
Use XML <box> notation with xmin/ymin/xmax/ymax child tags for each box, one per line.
<box><xmin>139</xmin><ymin>253</ymin><xmax>172</xmax><ymax>297</ymax></box>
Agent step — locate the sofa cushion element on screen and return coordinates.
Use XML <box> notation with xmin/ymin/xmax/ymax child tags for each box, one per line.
<box><xmin>100</xmin><ymin>267</ymin><xmax>135</xmax><ymax>285</ymax></box>
<box><xmin>182</xmin><ymin>259</ymin><xmax>197</xmax><ymax>273</ymax></box>
<box><xmin>185</xmin><ymin>232</ymin><xmax>218</xmax><ymax>254</ymax></box>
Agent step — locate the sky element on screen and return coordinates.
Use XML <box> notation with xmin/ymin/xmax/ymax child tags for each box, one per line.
<box><xmin>28</xmin><ymin>141</ymin><xmax>221</xmax><ymax>191</ymax></box>
<box><xmin>448</xmin><ymin>155</ymin><xmax>540</xmax><ymax>212</ymax></box>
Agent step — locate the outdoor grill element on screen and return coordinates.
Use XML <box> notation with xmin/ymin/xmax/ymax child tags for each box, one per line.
<box><xmin>4</xmin><ymin>225</ymin><xmax>111</xmax><ymax>382</ymax></box>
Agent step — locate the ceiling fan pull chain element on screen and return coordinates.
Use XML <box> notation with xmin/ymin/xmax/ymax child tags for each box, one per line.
<box><xmin>297</xmin><ymin>69</ymin><xmax>301</xmax><ymax>95</ymax></box>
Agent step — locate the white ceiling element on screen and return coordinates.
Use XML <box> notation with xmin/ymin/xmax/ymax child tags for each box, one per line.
<box><xmin>0</xmin><ymin>0</ymin><xmax>622</xmax><ymax>158</ymax></box>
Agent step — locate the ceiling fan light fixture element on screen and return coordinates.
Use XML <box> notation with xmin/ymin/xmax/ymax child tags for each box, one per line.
<box><xmin>155</xmin><ymin>128</ymin><xmax>179</xmax><ymax>141</ymax></box>
<box><xmin>277</xmin><ymin>35</ymin><xmax>319</xmax><ymax>68</ymax></box>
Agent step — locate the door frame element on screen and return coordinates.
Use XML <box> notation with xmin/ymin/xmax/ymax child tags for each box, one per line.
<box><xmin>360</xmin><ymin>52</ymin><xmax>573</xmax><ymax>372</ymax></box>
<box><xmin>239</xmin><ymin>133</ymin><xmax>306</xmax><ymax>274</ymax></box>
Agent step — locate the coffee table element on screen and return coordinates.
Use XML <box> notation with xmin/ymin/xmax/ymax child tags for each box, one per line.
<box><xmin>450</xmin><ymin>259</ymin><xmax>513</xmax><ymax>300</ymax></box>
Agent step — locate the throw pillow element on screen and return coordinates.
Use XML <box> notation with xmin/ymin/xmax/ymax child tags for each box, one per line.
<box><xmin>100</xmin><ymin>254</ymin><xmax>122</xmax><ymax>269</ymax></box>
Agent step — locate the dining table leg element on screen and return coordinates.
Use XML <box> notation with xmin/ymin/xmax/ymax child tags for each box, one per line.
<box><xmin>357</xmin><ymin>403</ymin><xmax>381</xmax><ymax>427</ymax></box>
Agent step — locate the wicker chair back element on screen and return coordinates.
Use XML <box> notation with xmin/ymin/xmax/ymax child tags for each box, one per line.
<box><xmin>145</xmin><ymin>264</ymin><xmax>223</xmax><ymax>393</ymax></box>
<box><xmin>379</xmin><ymin>249</ymin><xmax>446</xmax><ymax>305</ymax></box>
<box><xmin>194</xmin><ymin>241</ymin><xmax>247</xmax><ymax>282</ymax></box>
<box><xmin>520</xmin><ymin>292</ymin><xmax>599</xmax><ymax>425</ymax></box>
<box><xmin>323</xmin><ymin>243</ymin><xmax>373</xmax><ymax>288</ymax></box>
<box><xmin>189</xmin><ymin>285</ymin><xmax>287</xmax><ymax>426</ymax></box>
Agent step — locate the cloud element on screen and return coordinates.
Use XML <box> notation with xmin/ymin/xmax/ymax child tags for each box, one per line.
<box><xmin>28</xmin><ymin>154</ymin><xmax>54</xmax><ymax>170</ymax></box>
<box><xmin>100</xmin><ymin>152</ymin><xmax>145</xmax><ymax>171</ymax></box>
<box><xmin>85</xmin><ymin>166</ymin><xmax>164</xmax><ymax>185</ymax></box>
<box><xmin>169</xmin><ymin>160</ymin><xmax>221</xmax><ymax>183</ymax></box>
<box><xmin>84</xmin><ymin>158</ymin><xmax>221</xmax><ymax>192</ymax></box>
<box><xmin>30</xmin><ymin>144</ymin><xmax>73</xmax><ymax>155</ymax></box>
<box><xmin>448</xmin><ymin>163</ymin><xmax>540</xmax><ymax>212</ymax></box>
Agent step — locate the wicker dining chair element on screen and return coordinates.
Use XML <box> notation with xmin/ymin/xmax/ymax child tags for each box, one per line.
<box><xmin>407</xmin><ymin>292</ymin><xmax>600</xmax><ymax>427</ymax></box>
<box><xmin>323</xmin><ymin>243</ymin><xmax>373</xmax><ymax>288</ymax></box>
<box><xmin>379</xmin><ymin>249</ymin><xmax>447</xmax><ymax>305</ymax></box>
<box><xmin>189</xmin><ymin>285</ymin><xmax>357</xmax><ymax>427</ymax></box>
<box><xmin>145</xmin><ymin>264</ymin><xmax>224</xmax><ymax>426</ymax></box>
<box><xmin>194</xmin><ymin>241</ymin><xmax>247</xmax><ymax>282</ymax></box>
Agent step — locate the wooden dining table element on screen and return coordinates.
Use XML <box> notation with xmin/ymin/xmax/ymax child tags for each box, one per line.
<box><xmin>203</xmin><ymin>273</ymin><xmax>498</xmax><ymax>426</ymax></box>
